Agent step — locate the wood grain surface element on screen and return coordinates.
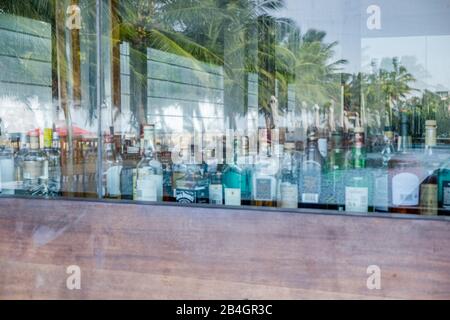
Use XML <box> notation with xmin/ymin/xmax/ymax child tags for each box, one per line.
<box><xmin>0</xmin><ymin>197</ymin><xmax>449</xmax><ymax>299</ymax></box>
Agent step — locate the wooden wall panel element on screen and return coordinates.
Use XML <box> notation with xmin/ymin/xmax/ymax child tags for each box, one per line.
<box><xmin>0</xmin><ymin>198</ymin><xmax>449</xmax><ymax>299</ymax></box>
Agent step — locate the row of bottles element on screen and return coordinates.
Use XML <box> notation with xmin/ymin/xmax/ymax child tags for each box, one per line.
<box><xmin>0</xmin><ymin>119</ymin><xmax>62</xmax><ymax>197</ymax></box>
<box><xmin>1</xmin><ymin>115</ymin><xmax>449</xmax><ymax>216</ymax></box>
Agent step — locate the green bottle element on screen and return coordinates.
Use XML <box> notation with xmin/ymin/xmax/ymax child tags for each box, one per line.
<box><xmin>222</xmin><ymin>137</ymin><xmax>242</xmax><ymax>206</ymax></box>
<box><xmin>325</xmin><ymin>130</ymin><xmax>346</xmax><ymax>209</ymax></box>
<box><xmin>345</xmin><ymin>127</ymin><xmax>370</xmax><ymax>213</ymax></box>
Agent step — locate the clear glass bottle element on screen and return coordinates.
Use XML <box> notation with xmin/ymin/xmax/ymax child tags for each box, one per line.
<box><xmin>120</xmin><ymin>132</ymin><xmax>141</xmax><ymax>200</ymax></box>
<box><xmin>103</xmin><ymin>127</ymin><xmax>123</xmax><ymax>199</ymax></box>
<box><xmin>23</xmin><ymin>129</ymin><xmax>48</xmax><ymax>195</ymax></box>
<box><xmin>134</xmin><ymin>125</ymin><xmax>163</xmax><ymax>202</ymax></box>
<box><xmin>388</xmin><ymin>112</ymin><xmax>422</xmax><ymax>214</ymax></box>
<box><xmin>252</xmin><ymin>132</ymin><xmax>278</xmax><ymax>207</ymax></box>
<box><xmin>172</xmin><ymin>142</ymin><xmax>208</xmax><ymax>203</ymax></box>
<box><xmin>222</xmin><ymin>137</ymin><xmax>242</xmax><ymax>206</ymax></box>
<box><xmin>0</xmin><ymin>119</ymin><xmax>15</xmax><ymax>194</ymax></box>
<box><xmin>299</xmin><ymin>126</ymin><xmax>324</xmax><ymax>205</ymax></box>
<box><xmin>345</xmin><ymin>127</ymin><xmax>370</xmax><ymax>213</ymax></box>
<box><xmin>45</xmin><ymin>128</ymin><xmax>62</xmax><ymax>197</ymax></box>
<box><xmin>278</xmin><ymin>142</ymin><xmax>299</xmax><ymax>208</ymax></box>
<box><xmin>419</xmin><ymin>120</ymin><xmax>439</xmax><ymax>216</ymax></box>
<box><xmin>14</xmin><ymin>132</ymin><xmax>29</xmax><ymax>186</ymax></box>
<box><xmin>208</xmin><ymin>165</ymin><xmax>223</xmax><ymax>205</ymax></box>
<box><xmin>374</xmin><ymin>127</ymin><xmax>395</xmax><ymax>212</ymax></box>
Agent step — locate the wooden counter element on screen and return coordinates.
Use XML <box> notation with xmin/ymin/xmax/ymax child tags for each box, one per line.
<box><xmin>0</xmin><ymin>197</ymin><xmax>449</xmax><ymax>299</ymax></box>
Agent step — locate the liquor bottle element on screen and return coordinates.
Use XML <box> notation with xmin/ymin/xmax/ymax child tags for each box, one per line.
<box><xmin>438</xmin><ymin>162</ymin><xmax>450</xmax><ymax>212</ymax></box>
<box><xmin>324</xmin><ymin>129</ymin><xmax>346</xmax><ymax>210</ymax></box>
<box><xmin>388</xmin><ymin>112</ymin><xmax>422</xmax><ymax>214</ymax></box>
<box><xmin>345</xmin><ymin>127</ymin><xmax>370</xmax><ymax>213</ymax></box>
<box><xmin>0</xmin><ymin>130</ymin><xmax>14</xmax><ymax>194</ymax></box>
<box><xmin>419</xmin><ymin>120</ymin><xmax>439</xmax><ymax>215</ymax></box>
<box><xmin>120</xmin><ymin>133</ymin><xmax>141</xmax><ymax>200</ymax></box>
<box><xmin>208</xmin><ymin>165</ymin><xmax>223</xmax><ymax>205</ymax></box>
<box><xmin>134</xmin><ymin>125</ymin><xmax>163</xmax><ymax>202</ymax></box>
<box><xmin>223</xmin><ymin>137</ymin><xmax>242</xmax><ymax>206</ymax></box>
<box><xmin>172</xmin><ymin>142</ymin><xmax>208</xmax><ymax>204</ymax></box>
<box><xmin>157</xmin><ymin>136</ymin><xmax>174</xmax><ymax>202</ymax></box>
<box><xmin>374</xmin><ymin>127</ymin><xmax>395</xmax><ymax>212</ymax></box>
<box><xmin>44</xmin><ymin>128</ymin><xmax>62</xmax><ymax>196</ymax></box>
<box><xmin>252</xmin><ymin>132</ymin><xmax>278</xmax><ymax>207</ymax></box>
<box><xmin>238</xmin><ymin>135</ymin><xmax>253</xmax><ymax>205</ymax></box>
<box><xmin>299</xmin><ymin>126</ymin><xmax>324</xmax><ymax>205</ymax></box>
<box><xmin>318</xmin><ymin>107</ymin><xmax>330</xmax><ymax>160</ymax></box>
<box><xmin>278</xmin><ymin>142</ymin><xmax>299</xmax><ymax>208</ymax></box>
<box><xmin>22</xmin><ymin>129</ymin><xmax>48</xmax><ymax>195</ymax></box>
<box><xmin>14</xmin><ymin>133</ymin><xmax>29</xmax><ymax>186</ymax></box>
<box><xmin>0</xmin><ymin>119</ymin><xmax>15</xmax><ymax>194</ymax></box>
<box><xmin>103</xmin><ymin>127</ymin><xmax>123</xmax><ymax>199</ymax></box>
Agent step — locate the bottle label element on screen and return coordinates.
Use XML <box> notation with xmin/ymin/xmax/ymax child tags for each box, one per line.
<box><xmin>302</xmin><ymin>193</ymin><xmax>319</xmax><ymax>203</ymax></box>
<box><xmin>254</xmin><ymin>177</ymin><xmax>274</xmax><ymax>201</ymax></box>
<box><xmin>0</xmin><ymin>158</ymin><xmax>15</xmax><ymax>183</ymax></box>
<box><xmin>209</xmin><ymin>184</ymin><xmax>223</xmax><ymax>205</ymax></box>
<box><xmin>318</xmin><ymin>138</ymin><xmax>327</xmax><ymax>158</ymax></box>
<box><xmin>224</xmin><ymin>188</ymin><xmax>241</xmax><ymax>206</ymax></box>
<box><xmin>23</xmin><ymin>161</ymin><xmax>42</xmax><ymax>180</ymax></box>
<box><xmin>374</xmin><ymin>173</ymin><xmax>388</xmax><ymax>211</ymax></box>
<box><xmin>135</xmin><ymin>174</ymin><xmax>162</xmax><ymax>202</ymax></box>
<box><xmin>280</xmin><ymin>183</ymin><xmax>298</xmax><ymax>208</ymax></box>
<box><xmin>175</xmin><ymin>189</ymin><xmax>195</xmax><ymax>203</ymax></box>
<box><xmin>345</xmin><ymin>186</ymin><xmax>368</xmax><ymax>213</ymax></box>
<box><xmin>301</xmin><ymin>160</ymin><xmax>321</xmax><ymax>203</ymax></box>
<box><xmin>443</xmin><ymin>181</ymin><xmax>450</xmax><ymax>208</ymax></box>
<box><xmin>106</xmin><ymin>165</ymin><xmax>122</xmax><ymax>197</ymax></box>
<box><xmin>425</xmin><ymin>129</ymin><xmax>437</xmax><ymax>147</ymax></box>
<box><xmin>392</xmin><ymin>172</ymin><xmax>419</xmax><ymax>206</ymax></box>
<box><xmin>420</xmin><ymin>184</ymin><xmax>438</xmax><ymax>215</ymax></box>
<box><xmin>43</xmin><ymin>128</ymin><xmax>52</xmax><ymax>148</ymax></box>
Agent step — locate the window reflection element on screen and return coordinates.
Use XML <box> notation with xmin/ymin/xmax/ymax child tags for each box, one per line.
<box><xmin>0</xmin><ymin>0</ymin><xmax>449</xmax><ymax>217</ymax></box>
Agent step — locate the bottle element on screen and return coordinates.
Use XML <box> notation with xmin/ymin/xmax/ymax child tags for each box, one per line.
<box><xmin>324</xmin><ymin>129</ymin><xmax>346</xmax><ymax>210</ymax></box>
<box><xmin>238</xmin><ymin>135</ymin><xmax>253</xmax><ymax>206</ymax></box>
<box><xmin>252</xmin><ymin>132</ymin><xmax>278</xmax><ymax>207</ymax></box>
<box><xmin>120</xmin><ymin>132</ymin><xmax>141</xmax><ymax>200</ymax></box>
<box><xmin>345</xmin><ymin>127</ymin><xmax>370</xmax><ymax>213</ymax></box>
<box><xmin>44</xmin><ymin>128</ymin><xmax>62</xmax><ymax>196</ymax></box>
<box><xmin>222</xmin><ymin>137</ymin><xmax>242</xmax><ymax>206</ymax></box>
<box><xmin>103</xmin><ymin>127</ymin><xmax>122</xmax><ymax>199</ymax></box>
<box><xmin>374</xmin><ymin>127</ymin><xmax>395</xmax><ymax>212</ymax></box>
<box><xmin>299</xmin><ymin>126</ymin><xmax>324</xmax><ymax>205</ymax></box>
<box><xmin>172</xmin><ymin>142</ymin><xmax>208</xmax><ymax>203</ymax></box>
<box><xmin>438</xmin><ymin>162</ymin><xmax>450</xmax><ymax>212</ymax></box>
<box><xmin>14</xmin><ymin>133</ymin><xmax>29</xmax><ymax>187</ymax></box>
<box><xmin>23</xmin><ymin>129</ymin><xmax>48</xmax><ymax>195</ymax></box>
<box><xmin>318</xmin><ymin>107</ymin><xmax>330</xmax><ymax>160</ymax></box>
<box><xmin>278</xmin><ymin>142</ymin><xmax>299</xmax><ymax>208</ymax></box>
<box><xmin>388</xmin><ymin>112</ymin><xmax>422</xmax><ymax>214</ymax></box>
<box><xmin>0</xmin><ymin>119</ymin><xmax>15</xmax><ymax>194</ymax></box>
<box><xmin>208</xmin><ymin>165</ymin><xmax>223</xmax><ymax>205</ymax></box>
<box><xmin>419</xmin><ymin>120</ymin><xmax>439</xmax><ymax>216</ymax></box>
<box><xmin>134</xmin><ymin>125</ymin><xmax>163</xmax><ymax>202</ymax></box>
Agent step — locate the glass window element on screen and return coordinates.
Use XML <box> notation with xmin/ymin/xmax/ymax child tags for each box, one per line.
<box><xmin>1</xmin><ymin>0</ymin><xmax>450</xmax><ymax>218</ymax></box>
